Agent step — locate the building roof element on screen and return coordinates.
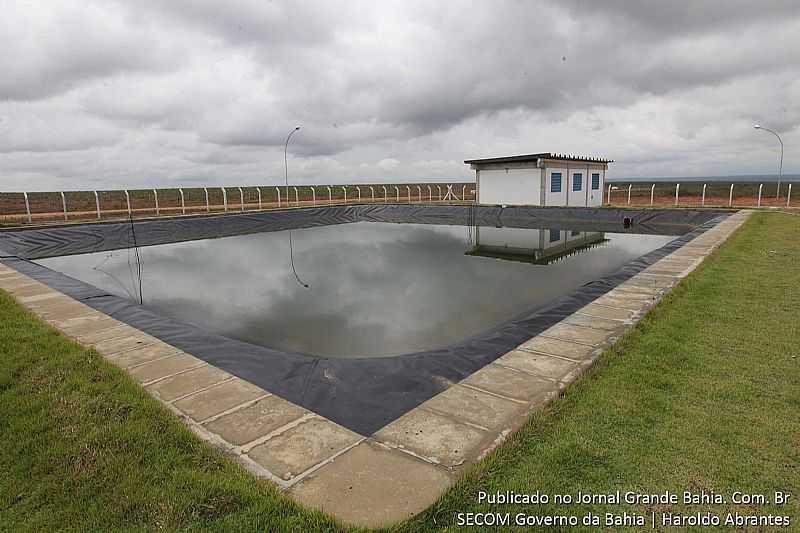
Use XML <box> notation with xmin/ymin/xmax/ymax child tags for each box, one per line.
<box><xmin>464</xmin><ymin>152</ymin><xmax>613</xmax><ymax>165</ymax></box>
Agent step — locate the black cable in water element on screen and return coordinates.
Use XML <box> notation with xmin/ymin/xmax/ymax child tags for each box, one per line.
<box><xmin>284</xmin><ymin>126</ymin><xmax>310</xmax><ymax>289</ymax></box>
<box><xmin>288</xmin><ymin>230</ymin><xmax>309</xmax><ymax>288</ymax></box>
<box><xmin>128</xmin><ymin>212</ymin><xmax>143</xmax><ymax>304</ymax></box>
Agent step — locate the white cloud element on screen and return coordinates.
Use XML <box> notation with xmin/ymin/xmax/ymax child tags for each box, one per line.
<box><xmin>0</xmin><ymin>0</ymin><xmax>798</xmax><ymax>191</ymax></box>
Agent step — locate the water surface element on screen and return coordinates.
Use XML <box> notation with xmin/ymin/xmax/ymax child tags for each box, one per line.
<box><xmin>37</xmin><ymin>222</ymin><xmax>674</xmax><ymax>358</ymax></box>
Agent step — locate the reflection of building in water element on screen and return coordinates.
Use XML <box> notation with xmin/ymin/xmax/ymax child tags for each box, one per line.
<box><xmin>466</xmin><ymin>226</ymin><xmax>607</xmax><ymax>265</ymax></box>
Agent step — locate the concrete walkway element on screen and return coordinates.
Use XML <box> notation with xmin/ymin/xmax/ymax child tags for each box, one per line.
<box><xmin>0</xmin><ymin>210</ymin><xmax>751</xmax><ymax>528</ymax></box>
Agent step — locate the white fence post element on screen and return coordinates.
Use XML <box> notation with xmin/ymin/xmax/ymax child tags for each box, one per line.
<box><xmin>94</xmin><ymin>190</ymin><xmax>101</xmax><ymax>219</ymax></box>
<box><xmin>275</xmin><ymin>187</ymin><xmax>281</xmax><ymax>207</ymax></box>
<box><xmin>60</xmin><ymin>191</ymin><xmax>68</xmax><ymax>221</ymax></box>
<box><xmin>729</xmin><ymin>184</ymin><xmax>734</xmax><ymax>207</ymax></box>
<box><xmin>437</xmin><ymin>185</ymin><xmax>442</xmax><ymax>201</ymax></box>
<box><xmin>757</xmin><ymin>183</ymin><xmax>763</xmax><ymax>208</ymax></box>
<box><xmin>311</xmin><ymin>187</ymin><xmax>316</xmax><ymax>206</ymax></box>
<box><xmin>701</xmin><ymin>184</ymin><xmax>706</xmax><ymax>207</ymax></box>
<box><xmin>239</xmin><ymin>186</ymin><xmax>244</xmax><ymax>211</ymax></box>
<box><xmin>153</xmin><ymin>189</ymin><xmax>159</xmax><ymax>216</ymax></box>
<box><xmin>179</xmin><ymin>188</ymin><xmax>185</xmax><ymax>214</ymax></box>
<box><xmin>204</xmin><ymin>188</ymin><xmax>209</xmax><ymax>212</ymax></box>
<box><xmin>787</xmin><ymin>183</ymin><xmax>792</xmax><ymax>207</ymax></box>
<box><xmin>394</xmin><ymin>186</ymin><xmax>400</xmax><ymax>202</ymax></box>
<box><xmin>342</xmin><ymin>186</ymin><xmax>347</xmax><ymax>204</ymax></box>
<box><xmin>382</xmin><ymin>186</ymin><xmax>388</xmax><ymax>203</ymax></box>
<box><xmin>23</xmin><ymin>192</ymin><xmax>31</xmax><ymax>224</ymax></box>
<box><xmin>221</xmin><ymin>187</ymin><xmax>227</xmax><ymax>211</ymax></box>
<box><xmin>650</xmin><ymin>184</ymin><xmax>655</xmax><ymax>206</ymax></box>
<box><xmin>428</xmin><ymin>185</ymin><xmax>432</xmax><ymax>201</ymax></box>
<box><xmin>356</xmin><ymin>186</ymin><xmax>361</xmax><ymax>202</ymax></box>
<box><xmin>406</xmin><ymin>185</ymin><xmax>411</xmax><ymax>203</ymax></box>
<box><xmin>462</xmin><ymin>184</ymin><xmax>466</xmax><ymax>201</ymax></box>
<box><xmin>627</xmin><ymin>184</ymin><xmax>632</xmax><ymax>205</ymax></box>
<box><xmin>291</xmin><ymin>186</ymin><xmax>297</xmax><ymax>206</ymax></box>
<box><xmin>257</xmin><ymin>187</ymin><xmax>262</xmax><ymax>209</ymax></box>
<box><xmin>125</xmin><ymin>190</ymin><xmax>131</xmax><ymax>217</ymax></box>
<box><xmin>607</xmin><ymin>184</ymin><xmax>612</xmax><ymax>204</ymax></box>
<box><xmin>370</xmin><ymin>186</ymin><xmax>375</xmax><ymax>202</ymax></box>
<box><xmin>327</xmin><ymin>186</ymin><xmax>332</xmax><ymax>205</ymax></box>
<box><xmin>674</xmin><ymin>183</ymin><xmax>680</xmax><ymax>206</ymax></box>
<box><xmin>417</xmin><ymin>185</ymin><xmax>422</xmax><ymax>202</ymax></box>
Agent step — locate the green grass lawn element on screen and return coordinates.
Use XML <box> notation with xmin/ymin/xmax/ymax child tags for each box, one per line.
<box><xmin>1</xmin><ymin>212</ymin><xmax>798</xmax><ymax>532</ymax></box>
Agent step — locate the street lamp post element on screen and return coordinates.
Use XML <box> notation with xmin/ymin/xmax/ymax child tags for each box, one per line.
<box><xmin>754</xmin><ymin>124</ymin><xmax>784</xmax><ymax>200</ymax></box>
<box><xmin>285</xmin><ymin>126</ymin><xmax>301</xmax><ymax>203</ymax></box>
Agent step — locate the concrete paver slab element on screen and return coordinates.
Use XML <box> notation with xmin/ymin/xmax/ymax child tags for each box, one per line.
<box><xmin>563</xmin><ymin>313</ymin><xmax>625</xmax><ymax>331</ymax></box>
<box><xmin>93</xmin><ymin>334</ymin><xmax>156</xmax><ymax>356</ymax></box>
<box><xmin>53</xmin><ymin>315</ymin><xmax>123</xmax><ymax>336</ymax></box>
<box><xmin>463</xmin><ymin>363</ymin><xmax>560</xmax><ymax>404</ymax></box>
<box><xmin>579</xmin><ymin>303</ymin><xmax>635</xmax><ymax>320</ymax></box>
<box><xmin>591</xmin><ymin>295</ymin><xmax>649</xmax><ymax>312</ymax></box>
<box><xmin>374</xmin><ymin>407</ymin><xmax>488</xmax><ymax>467</ymax></box>
<box><xmin>23</xmin><ymin>294</ymin><xmax>79</xmax><ymax>309</ymax></box>
<box><xmin>541</xmin><ymin>322</ymin><xmax>613</xmax><ymax>346</ymax></box>
<box><xmin>37</xmin><ymin>301</ymin><xmax>97</xmax><ymax>320</ymax></box>
<box><xmin>623</xmin><ymin>275</ymin><xmax>675</xmax><ymax>289</ymax></box>
<box><xmin>173</xmin><ymin>378</ymin><xmax>266</xmax><ymax>422</ymax></box>
<box><xmin>611</xmin><ymin>284</ymin><xmax>661</xmax><ymax>298</ymax></box>
<box><xmin>496</xmin><ymin>349</ymin><xmax>580</xmax><ymax>380</ymax></box>
<box><xmin>106</xmin><ymin>343</ymin><xmax>181</xmax><ymax>369</ymax></box>
<box><xmin>12</xmin><ymin>284</ymin><xmax>58</xmax><ymax>298</ymax></box>
<box><xmin>247</xmin><ymin>417</ymin><xmax>361</xmax><ymax>480</ymax></box>
<box><xmin>0</xmin><ymin>277</ymin><xmax>39</xmax><ymax>290</ymax></box>
<box><xmin>18</xmin><ymin>292</ymin><xmax>63</xmax><ymax>304</ymax></box>
<box><xmin>148</xmin><ymin>365</ymin><xmax>232</xmax><ymax>402</ymax></box>
<box><xmin>519</xmin><ymin>335</ymin><xmax>596</xmax><ymax>360</ymax></box>
<box><xmin>204</xmin><ymin>395</ymin><xmax>307</xmax><ymax>446</ymax></box>
<box><xmin>76</xmin><ymin>325</ymin><xmax>132</xmax><ymax>345</ymax></box>
<box><xmin>422</xmin><ymin>384</ymin><xmax>527</xmax><ymax>431</ymax></box>
<box><xmin>128</xmin><ymin>352</ymin><xmax>204</xmax><ymax>383</ymax></box>
<box><xmin>289</xmin><ymin>441</ymin><xmax>453</xmax><ymax>528</ymax></box>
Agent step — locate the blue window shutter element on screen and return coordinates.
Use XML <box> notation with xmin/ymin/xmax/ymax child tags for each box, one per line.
<box><xmin>550</xmin><ymin>172</ymin><xmax>562</xmax><ymax>193</ymax></box>
<box><xmin>572</xmin><ymin>173</ymin><xmax>582</xmax><ymax>191</ymax></box>
<box><xmin>592</xmin><ymin>173</ymin><xmax>600</xmax><ymax>190</ymax></box>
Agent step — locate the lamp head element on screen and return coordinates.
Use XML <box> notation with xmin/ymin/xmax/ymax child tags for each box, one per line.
<box><xmin>295</xmin><ymin>126</ymin><xmax>301</xmax><ymax>131</ymax></box>
<box><xmin>753</xmin><ymin>124</ymin><xmax>761</xmax><ymax>129</ymax></box>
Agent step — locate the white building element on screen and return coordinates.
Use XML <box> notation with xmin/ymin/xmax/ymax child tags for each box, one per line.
<box><xmin>464</xmin><ymin>153</ymin><xmax>612</xmax><ymax>207</ymax></box>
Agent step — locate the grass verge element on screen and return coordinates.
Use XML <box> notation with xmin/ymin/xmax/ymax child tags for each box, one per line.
<box><xmin>1</xmin><ymin>211</ymin><xmax>798</xmax><ymax>532</ymax></box>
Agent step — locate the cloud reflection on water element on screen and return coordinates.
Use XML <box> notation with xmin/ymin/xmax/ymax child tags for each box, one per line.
<box><xmin>37</xmin><ymin>222</ymin><xmax>672</xmax><ymax>357</ymax></box>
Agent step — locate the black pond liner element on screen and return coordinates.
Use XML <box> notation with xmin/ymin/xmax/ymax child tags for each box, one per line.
<box><xmin>0</xmin><ymin>205</ymin><xmax>729</xmax><ymax>436</ymax></box>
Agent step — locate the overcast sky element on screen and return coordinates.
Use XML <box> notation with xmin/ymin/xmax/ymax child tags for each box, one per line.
<box><xmin>1</xmin><ymin>1</ymin><xmax>798</xmax><ymax>191</ymax></box>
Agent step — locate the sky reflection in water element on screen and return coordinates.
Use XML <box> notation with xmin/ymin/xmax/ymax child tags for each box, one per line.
<box><xmin>37</xmin><ymin>222</ymin><xmax>674</xmax><ymax>358</ymax></box>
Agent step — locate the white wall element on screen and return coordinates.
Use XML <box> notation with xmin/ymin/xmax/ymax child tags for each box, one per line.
<box><xmin>477</xmin><ymin>226</ymin><xmax>543</xmax><ymax>250</ymax></box>
<box><xmin>478</xmin><ymin>168</ymin><xmax>542</xmax><ymax>205</ymax></box>
<box><xmin>565</xmin><ymin>229</ymin><xmax>584</xmax><ymax>243</ymax></box>
<box><xmin>544</xmin><ymin>167</ymin><xmax>567</xmax><ymax>206</ymax></box>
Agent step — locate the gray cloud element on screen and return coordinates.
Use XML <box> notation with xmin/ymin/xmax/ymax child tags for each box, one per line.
<box><xmin>0</xmin><ymin>2</ymin><xmax>185</xmax><ymax>101</ymax></box>
<box><xmin>0</xmin><ymin>0</ymin><xmax>798</xmax><ymax>191</ymax></box>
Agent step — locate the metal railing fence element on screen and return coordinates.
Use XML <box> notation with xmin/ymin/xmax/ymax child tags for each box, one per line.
<box><xmin>1</xmin><ymin>182</ymin><xmax>476</xmax><ymax>225</ymax></box>
<box><xmin>605</xmin><ymin>181</ymin><xmax>795</xmax><ymax>209</ymax></box>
